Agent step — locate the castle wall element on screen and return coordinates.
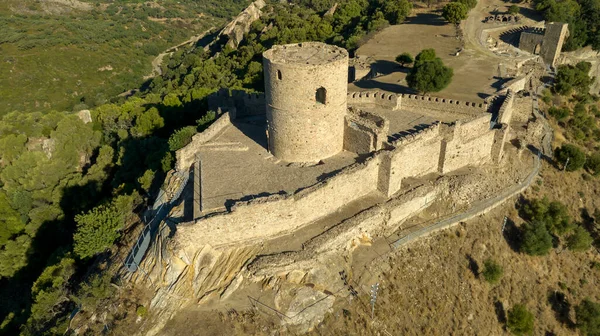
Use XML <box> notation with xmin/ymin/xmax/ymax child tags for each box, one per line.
<box><xmin>177</xmin><ymin>155</ymin><xmax>382</xmax><ymax>248</ymax></box>
<box><xmin>344</xmin><ymin>122</ymin><xmax>375</xmax><ymax>154</ymax></box>
<box><xmin>386</xmin><ymin>124</ymin><xmax>442</xmax><ymax>196</ymax></box>
<box><xmin>175</xmin><ymin>112</ymin><xmax>232</xmax><ymax>171</ymax></box>
<box><xmin>400</xmin><ymin>94</ymin><xmax>488</xmax><ymax>115</ymax></box>
<box><xmin>497</xmin><ymin>91</ymin><xmax>515</xmax><ymax>124</ymax></box>
<box><xmin>207</xmin><ymin>89</ymin><xmax>266</xmax><ymax>118</ymax></box>
<box><xmin>347</xmin><ymin>91</ymin><xmax>401</xmax><ymax>110</ymax></box>
<box><xmin>440</xmin><ymin>115</ymin><xmax>494</xmax><ymax>173</ymax></box>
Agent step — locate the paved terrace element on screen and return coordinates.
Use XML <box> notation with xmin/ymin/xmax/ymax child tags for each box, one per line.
<box><xmin>196</xmin><ymin>117</ymin><xmax>358</xmax><ymax>213</ymax></box>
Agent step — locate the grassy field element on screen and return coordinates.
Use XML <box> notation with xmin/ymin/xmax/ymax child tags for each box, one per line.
<box><xmin>0</xmin><ymin>0</ymin><xmax>248</xmax><ymax>115</ymax></box>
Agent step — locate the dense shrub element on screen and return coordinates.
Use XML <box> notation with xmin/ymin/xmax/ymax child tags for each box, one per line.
<box><xmin>520</xmin><ymin>221</ymin><xmax>554</xmax><ymax>256</ymax></box>
<box><xmin>555</xmin><ymin>144</ymin><xmax>586</xmax><ymax>171</ymax></box>
<box><xmin>507</xmin><ymin>304</ymin><xmax>535</xmax><ymax>335</ymax></box>
<box><xmin>567</xmin><ymin>226</ymin><xmax>594</xmax><ymax>252</ymax></box>
<box><xmin>548</xmin><ymin>106</ymin><xmax>570</xmax><ymax>121</ymax></box>
<box><xmin>482</xmin><ymin>258</ymin><xmax>503</xmax><ymax>284</ymax></box>
<box><xmin>522</xmin><ymin>197</ymin><xmax>574</xmax><ymax>235</ymax></box>
<box><xmin>396</xmin><ymin>52</ymin><xmax>414</xmax><ymax>66</ymax></box>
<box><xmin>453</xmin><ymin>0</ymin><xmax>477</xmax><ymax>10</ymax></box>
<box><xmin>168</xmin><ymin>126</ymin><xmax>197</xmax><ymax>152</ymax></box>
<box><xmin>554</xmin><ymin>62</ymin><xmax>593</xmax><ymax>96</ymax></box>
<box><xmin>585</xmin><ymin>152</ymin><xmax>600</xmax><ymax>175</ymax></box>
<box><xmin>576</xmin><ymin>299</ymin><xmax>600</xmax><ymax>335</ymax></box>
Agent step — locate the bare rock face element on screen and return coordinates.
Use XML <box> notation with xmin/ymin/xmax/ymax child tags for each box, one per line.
<box><xmin>218</xmin><ymin>0</ymin><xmax>266</xmax><ymax>49</ymax></box>
<box><xmin>284</xmin><ymin>287</ymin><xmax>335</xmax><ymax>333</ymax></box>
<box><xmin>77</xmin><ymin>110</ymin><xmax>92</xmax><ymax>124</ymax></box>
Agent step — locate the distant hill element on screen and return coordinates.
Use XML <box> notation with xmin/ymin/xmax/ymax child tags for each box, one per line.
<box><xmin>0</xmin><ymin>0</ymin><xmax>249</xmax><ymax>115</ymax></box>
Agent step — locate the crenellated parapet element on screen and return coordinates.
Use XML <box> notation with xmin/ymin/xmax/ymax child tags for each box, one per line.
<box><xmin>207</xmin><ymin>88</ymin><xmax>266</xmax><ymax>118</ymax></box>
<box><xmin>390</xmin><ymin>122</ymin><xmax>441</xmax><ymax>147</ymax></box>
<box><xmin>400</xmin><ymin>94</ymin><xmax>488</xmax><ymax>114</ymax></box>
<box><xmin>347</xmin><ymin>91</ymin><xmax>401</xmax><ymax>110</ymax></box>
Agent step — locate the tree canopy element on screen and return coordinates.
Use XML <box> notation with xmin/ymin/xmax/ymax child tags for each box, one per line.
<box><xmin>406</xmin><ymin>49</ymin><xmax>454</xmax><ymax>93</ymax></box>
<box><xmin>507</xmin><ymin>304</ymin><xmax>535</xmax><ymax>335</ymax></box>
<box><xmin>442</xmin><ymin>2</ymin><xmax>469</xmax><ymax>24</ymax></box>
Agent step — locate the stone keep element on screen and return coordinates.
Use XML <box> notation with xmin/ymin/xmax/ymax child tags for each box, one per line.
<box><xmin>263</xmin><ymin>42</ymin><xmax>349</xmax><ymax>162</ymax></box>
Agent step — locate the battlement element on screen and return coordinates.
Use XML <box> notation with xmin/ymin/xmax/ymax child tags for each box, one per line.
<box><xmin>399</xmin><ymin>94</ymin><xmax>488</xmax><ymax>114</ymax></box>
<box><xmin>391</xmin><ymin>122</ymin><xmax>440</xmax><ymax>147</ymax></box>
<box><xmin>347</xmin><ymin>91</ymin><xmax>401</xmax><ymax>110</ymax></box>
<box><xmin>207</xmin><ymin>88</ymin><xmax>266</xmax><ymax>118</ymax></box>
<box><xmin>484</xmin><ymin>14</ymin><xmax>521</xmax><ymax>24</ymax></box>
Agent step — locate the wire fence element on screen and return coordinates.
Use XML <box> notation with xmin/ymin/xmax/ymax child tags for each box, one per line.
<box><xmin>123</xmin><ymin>171</ymin><xmax>190</xmax><ymax>272</ymax></box>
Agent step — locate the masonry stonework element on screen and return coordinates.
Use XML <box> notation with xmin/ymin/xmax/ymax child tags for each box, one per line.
<box><xmin>263</xmin><ymin>42</ymin><xmax>349</xmax><ymax>162</ymax></box>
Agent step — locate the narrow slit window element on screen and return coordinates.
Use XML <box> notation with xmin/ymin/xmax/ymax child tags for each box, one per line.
<box><xmin>277</xmin><ymin>70</ymin><xmax>282</xmax><ymax>80</ymax></box>
<box><xmin>316</xmin><ymin>87</ymin><xmax>327</xmax><ymax>104</ymax></box>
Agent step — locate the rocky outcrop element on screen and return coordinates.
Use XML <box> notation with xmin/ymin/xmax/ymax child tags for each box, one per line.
<box><xmin>217</xmin><ymin>0</ymin><xmax>266</xmax><ymax>49</ymax></box>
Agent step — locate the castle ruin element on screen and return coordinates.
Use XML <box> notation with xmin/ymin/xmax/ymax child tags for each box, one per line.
<box><xmin>174</xmin><ymin>42</ymin><xmax>512</xmax><ymax>246</ymax></box>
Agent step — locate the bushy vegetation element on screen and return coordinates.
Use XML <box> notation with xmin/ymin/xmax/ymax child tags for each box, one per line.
<box><xmin>396</xmin><ymin>52</ymin><xmax>414</xmax><ymax>66</ymax></box>
<box><xmin>0</xmin><ymin>0</ymin><xmax>247</xmax><ymax>115</ymax></box>
<box><xmin>535</xmin><ymin>0</ymin><xmax>600</xmax><ymax>51</ymax></box>
<box><xmin>520</xmin><ymin>221</ymin><xmax>554</xmax><ymax>256</ymax></box>
<box><xmin>554</xmin><ymin>62</ymin><xmax>594</xmax><ymax>96</ymax></box>
<box><xmin>507</xmin><ymin>304</ymin><xmax>535</xmax><ymax>335</ymax></box>
<box><xmin>482</xmin><ymin>258</ymin><xmax>503</xmax><ymax>284</ymax></box>
<box><xmin>406</xmin><ymin>49</ymin><xmax>453</xmax><ymax>93</ymax></box>
<box><xmin>576</xmin><ymin>299</ymin><xmax>600</xmax><ymax>335</ymax></box>
<box><xmin>567</xmin><ymin>226</ymin><xmax>594</xmax><ymax>252</ymax></box>
<box><xmin>555</xmin><ymin>144</ymin><xmax>586</xmax><ymax>171</ymax></box>
<box><xmin>522</xmin><ymin>197</ymin><xmax>574</xmax><ymax>235</ymax></box>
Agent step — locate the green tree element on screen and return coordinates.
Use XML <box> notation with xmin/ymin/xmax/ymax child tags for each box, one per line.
<box><xmin>395</xmin><ymin>52</ymin><xmax>414</xmax><ymax>66</ymax></box>
<box><xmin>585</xmin><ymin>152</ymin><xmax>600</xmax><ymax>175</ymax></box>
<box><xmin>453</xmin><ymin>0</ymin><xmax>477</xmax><ymax>10</ymax></box>
<box><xmin>522</xmin><ymin>197</ymin><xmax>573</xmax><ymax>235</ymax></box>
<box><xmin>521</xmin><ymin>221</ymin><xmax>553</xmax><ymax>256</ymax></box>
<box><xmin>442</xmin><ymin>2</ymin><xmax>468</xmax><ymax>24</ymax></box>
<box><xmin>554</xmin><ymin>62</ymin><xmax>593</xmax><ymax>96</ymax></box>
<box><xmin>567</xmin><ymin>226</ymin><xmax>594</xmax><ymax>252</ymax></box>
<box><xmin>24</xmin><ymin>257</ymin><xmax>76</xmax><ymax>334</ymax></box>
<box><xmin>407</xmin><ymin>49</ymin><xmax>453</xmax><ymax>93</ymax></box>
<box><xmin>482</xmin><ymin>258</ymin><xmax>503</xmax><ymax>284</ymax></box>
<box><xmin>555</xmin><ymin>144</ymin><xmax>586</xmax><ymax>171</ymax></box>
<box><xmin>379</xmin><ymin>0</ymin><xmax>412</xmax><ymax>24</ymax></box>
<box><xmin>507</xmin><ymin>304</ymin><xmax>535</xmax><ymax>335</ymax></box>
<box><xmin>576</xmin><ymin>299</ymin><xmax>600</xmax><ymax>335</ymax></box>
<box><xmin>509</xmin><ymin>5</ymin><xmax>520</xmax><ymax>14</ymax></box>
<box><xmin>138</xmin><ymin>169</ymin><xmax>156</xmax><ymax>193</ymax></box>
<box><xmin>131</xmin><ymin>107</ymin><xmax>165</xmax><ymax>137</ymax></box>
<box><xmin>73</xmin><ymin>192</ymin><xmax>141</xmax><ymax>259</ymax></box>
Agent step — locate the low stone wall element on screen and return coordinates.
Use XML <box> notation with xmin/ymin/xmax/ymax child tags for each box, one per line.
<box><xmin>400</xmin><ymin>94</ymin><xmax>488</xmax><ymax>114</ymax></box>
<box><xmin>175</xmin><ymin>112</ymin><xmax>232</xmax><ymax>171</ymax></box>
<box><xmin>347</xmin><ymin>91</ymin><xmax>401</xmax><ymax>110</ymax></box>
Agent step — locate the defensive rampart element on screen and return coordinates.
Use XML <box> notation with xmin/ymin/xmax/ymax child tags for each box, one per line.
<box><xmin>176</xmin><ymin>155</ymin><xmax>383</xmax><ymax>248</ymax></box>
<box><xmin>399</xmin><ymin>94</ymin><xmax>489</xmax><ymax>114</ymax></box>
<box><xmin>347</xmin><ymin>91</ymin><xmax>401</xmax><ymax>110</ymax></box>
<box><xmin>497</xmin><ymin>90</ymin><xmax>515</xmax><ymax>124</ymax></box>
<box><xmin>207</xmin><ymin>89</ymin><xmax>266</xmax><ymax>118</ymax></box>
<box><xmin>344</xmin><ymin>108</ymin><xmax>389</xmax><ymax>154</ymax></box>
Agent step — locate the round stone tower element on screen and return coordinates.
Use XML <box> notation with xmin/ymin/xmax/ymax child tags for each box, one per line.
<box><xmin>263</xmin><ymin>42</ymin><xmax>349</xmax><ymax>163</ymax></box>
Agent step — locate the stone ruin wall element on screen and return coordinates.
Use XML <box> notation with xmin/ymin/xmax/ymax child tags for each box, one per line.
<box><xmin>497</xmin><ymin>90</ymin><xmax>515</xmax><ymax>124</ymax></box>
<box><xmin>343</xmin><ymin>108</ymin><xmax>389</xmax><ymax>154</ymax></box>
<box><xmin>540</xmin><ymin>22</ymin><xmax>569</xmax><ymax>67</ymax></box>
<box><xmin>519</xmin><ymin>31</ymin><xmax>544</xmax><ymax>54</ymax></box>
